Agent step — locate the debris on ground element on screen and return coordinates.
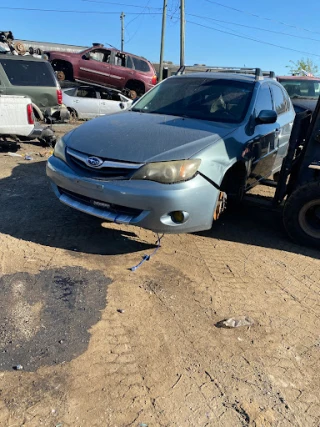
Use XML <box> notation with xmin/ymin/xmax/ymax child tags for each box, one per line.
<box><xmin>117</xmin><ymin>309</ymin><xmax>125</xmax><ymax>313</ymax></box>
<box><xmin>13</xmin><ymin>364</ymin><xmax>23</xmax><ymax>370</ymax></box>
<box><xmin>24</xmin><ymin>155</ymin><xmax>33</xmax><ymax>161</ymax></box>
<box><xmin>215</xmin><ymin>316</ymin><xmax>254</xmax><ymax>329</ymax></box>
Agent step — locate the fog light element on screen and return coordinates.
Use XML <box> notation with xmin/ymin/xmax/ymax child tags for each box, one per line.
<box><xmin>171</xmin><ymin>211</ymin><xmax>185</xmax><ymax>224</ymax></box>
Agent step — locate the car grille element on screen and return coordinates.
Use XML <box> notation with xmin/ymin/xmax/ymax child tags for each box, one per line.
<box><xmin>58</xmin><ymin>188</ymin><xmax>143</xmax><ymax>217</ymax></box>
<box><xmin>66</xmin><ymin>148</ymin><xmax>143</xmax><ymax>180</ymax></box>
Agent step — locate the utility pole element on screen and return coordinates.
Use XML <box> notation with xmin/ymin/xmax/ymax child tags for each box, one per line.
<box><xmin>120</xmin><ymin>12</ymin><xmax>125</xmax><ymax>51</ymax></box>
<box><xmin>180</xmin><ymin>0</ymin><xmax>185</xmax><ymax>66</ymax></box>
<box><xmin>159</xmin><ymin>0</ymin><xmax>167</xmax><ymax>81</ymax></box>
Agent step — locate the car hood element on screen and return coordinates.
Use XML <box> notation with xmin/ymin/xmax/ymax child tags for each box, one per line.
<box><xmin>66</xmin><ymin>112</ymin><xmax>236</xmax><ymax>163</ymax></box>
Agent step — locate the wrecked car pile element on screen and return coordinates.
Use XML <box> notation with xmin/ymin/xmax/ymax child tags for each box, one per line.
<box><xmin>0</xmin><ymin>31</ymin><xmax>45</xmax><ymax>58</ymax></box>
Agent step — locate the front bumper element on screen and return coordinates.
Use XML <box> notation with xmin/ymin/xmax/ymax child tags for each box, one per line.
<box><xmin>46</xmin><ymin>155</ymin><xmax>220</xmax><ymax>234</ymax></box>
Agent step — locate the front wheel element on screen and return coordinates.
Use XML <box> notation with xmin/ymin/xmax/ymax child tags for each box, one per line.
<box><xmin>283</xmin><ymin>181</ymin><xmax>320</xmax><ymax>248</ymax></box>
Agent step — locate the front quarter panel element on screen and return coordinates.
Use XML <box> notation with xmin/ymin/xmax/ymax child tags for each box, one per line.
<box><xmin>196</xmin><ymin>128</ymin><xmax>247</xmax><ymax>186</ymax></box>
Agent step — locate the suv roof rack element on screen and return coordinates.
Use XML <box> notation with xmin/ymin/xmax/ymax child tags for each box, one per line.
<box><xmin>175</xmin><ymin>66</ymin><xmax>276</xmax><ymax>81</ymax></box>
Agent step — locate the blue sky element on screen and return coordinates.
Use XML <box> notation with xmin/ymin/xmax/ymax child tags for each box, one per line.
<box><xmin>3</xmin><ymin>0</ymin><xmax>320</xmax><ymax>75</ymax></box>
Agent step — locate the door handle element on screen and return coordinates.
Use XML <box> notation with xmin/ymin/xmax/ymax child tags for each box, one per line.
<box><xmin>74</xmin><ymin>100</ymin><xmax>79</xmax><ymax>103</ymax></box>
<box><xmin>0</xmin><ymin>89</ymin><xmax>4</xmax><ymax>93</ymax></box>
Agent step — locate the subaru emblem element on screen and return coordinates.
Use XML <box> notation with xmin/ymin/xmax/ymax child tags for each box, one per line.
<box><xmin>87</xmin><ymin>156</ymin><xmax>103</xmax><ymax>168</ymax></box>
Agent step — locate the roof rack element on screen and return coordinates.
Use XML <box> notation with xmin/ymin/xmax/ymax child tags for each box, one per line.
<box><xmin>175</xmin><ymin>66</ymin><xmax>276</xmax><ymax>81</ymax></box>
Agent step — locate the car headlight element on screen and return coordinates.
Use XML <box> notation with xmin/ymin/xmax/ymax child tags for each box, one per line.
<box><xmin>53</xmin><ymin>137</ymin><xmax>67</xmax><ymax>162</ymax></box>
<box><xmin>131</xmin><ymin>159</ymin><xmax>201</xmax><ymax>184</ymax></box>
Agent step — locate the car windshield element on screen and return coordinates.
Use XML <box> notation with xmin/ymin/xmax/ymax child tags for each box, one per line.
<box><xmin>132</xmin><ymin>77</ymin><xmax>254</xmax><ymax>123</ymax></box>
<box><xmin>280</xmin><ymin>79</ymin><xmax>320</xmax><ymax>99</ymax></box>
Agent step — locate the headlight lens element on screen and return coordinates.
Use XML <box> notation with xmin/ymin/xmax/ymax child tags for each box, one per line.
<box><xmin>53</xmin><ymin>137</ymin><xmax>67</xmax><ymax>162</ymax></box>
<box><xmin>131</xmin><ymin>159</ymin><xmax>201</xmax><ymax>184</ymax></box>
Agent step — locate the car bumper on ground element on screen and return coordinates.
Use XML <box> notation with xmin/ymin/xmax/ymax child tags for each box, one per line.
<box><xmin>46</xmin><ymin>155</ymin><xmax>220</xmax><ymax>234</ymax></box>
<box><xmin>44</xmin><ymin>105</ymin><xmax>70</xmax><ymax>123</ymax></box>
<box><xmin>28</xmin><ymin>124</ymin><xmax>56</xmax><ymax>145</ymax></box>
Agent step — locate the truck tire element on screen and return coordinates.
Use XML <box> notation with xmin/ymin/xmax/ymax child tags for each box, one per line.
<box><xmin>283</xmin><ymin>181</ymin><xmax>320</xmax><ymax>247</ymax></box>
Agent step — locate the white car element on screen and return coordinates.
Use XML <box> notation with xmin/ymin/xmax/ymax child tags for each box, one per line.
<box><xmin>62</xmin><ymin>85</ymin><xmax>132</xmax><ymax>120</ymax></box>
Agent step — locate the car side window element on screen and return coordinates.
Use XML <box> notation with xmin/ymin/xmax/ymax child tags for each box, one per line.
<box><xmin>281</xmin><ymin>87</ymin><xmax>291</xmax><ymax>112</ymax></box>
<box><xmin>132</xmin><ymin>57</ymin><xmax>150</xmax><ymax>73</ymax></box>
<box><xmin>64</xmin><ymin>89</ymin><xmax>75</xmax><ymax>96</ymax></box>
<box><xmin>114</xmin><ymin>52</ymin><xmax>126</xmax><ymax>67</ymax></box>
<box><xmin>254</xmin><ymin>84</ymin><xmax>273</xmax><ymax>115</ymax></box>
<box><xmin>270</xmin><ymin>84</ymin><xmax>287</xmax><ymax>115</ymax></box>
<box><xmin>126</xmin><ymin>55</ymin><xmax>134</xmax><ymax>69</ymax></box>
<box><xmin>76</xmin><ymin>88</ymin><xmax>97</xmax><ymax>98</ymax></box>
<box><xmin>89</xmin><ymin>49</ymin><xmax>111</xmax><ymax>63</ymax></box>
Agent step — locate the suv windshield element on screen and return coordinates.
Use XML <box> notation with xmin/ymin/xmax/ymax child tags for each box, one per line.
<box><xmin>280</xmin><ymin>79</ymin><xmax>320</xmax><ymax>99</ymax></box>
<box><xmin>132</xmin><ymin>77</ymin><xmax>254</xmax><ymax>123</ymax></box>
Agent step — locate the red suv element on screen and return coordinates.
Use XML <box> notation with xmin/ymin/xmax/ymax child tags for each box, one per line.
<box><xmin>47</xmin><ymin>44</ymin><xmax>157</xmax><ymax>96</ymax></box>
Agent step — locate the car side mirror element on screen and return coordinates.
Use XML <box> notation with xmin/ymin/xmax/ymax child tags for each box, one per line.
<box><xmin>82</xmin><ymin>53</ymin><xmax>90</xmax><ymax>60</ymax></box>
<box><xmin>119</xmin><ymin>102</ymin><xmax>125</xmax><ymax>110</ymax></box>
<box><xmin>256</xmin><ymin>110</ymin><xmax>277</xmax><ymax>125</ymax></box>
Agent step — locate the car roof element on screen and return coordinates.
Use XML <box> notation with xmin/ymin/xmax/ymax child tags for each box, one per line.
<box><xmin>0</xmin><ymin>54</ymin><xmax>47</xmax><ymax>62</ymax></box>
<box><xmin>278</xmin><ymin>75</ymin><xmax>320</xmax><ymax>81</ymax></box>
<box><xmin>172</xmin><ymin>72</ymin><xmax>275</xmax><ymax>83</ymax></box>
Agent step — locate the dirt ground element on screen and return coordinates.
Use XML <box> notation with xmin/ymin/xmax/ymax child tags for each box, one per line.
<box><xmin>0</xmin><ymin>124</ymin><xmax>319</xmax><ymax>427</ymax></box>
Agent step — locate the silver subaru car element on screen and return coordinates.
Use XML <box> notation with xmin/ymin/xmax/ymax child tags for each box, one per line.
<box><xmin>47</xmin><ymin>69</ymin><xmax>295</xmax><ymax>233</ymax></box>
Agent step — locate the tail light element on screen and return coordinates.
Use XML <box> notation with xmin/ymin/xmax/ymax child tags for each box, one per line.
<box><xmin>151</xmin><ymin>75</ymin><xmax>157</xmax><ymax>85</ymax></box>
<box><xmin>57</xmin><ymin>89</ymin><xmax>63</xmax><ymax>105</ymax></box>
<box><xmin>27</xmin><ymin>104</ymin><xmax>34</xmax><ymax>125</ymax></box>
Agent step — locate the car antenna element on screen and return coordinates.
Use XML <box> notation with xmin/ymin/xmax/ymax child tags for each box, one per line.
<box><xmin>105</xmin><ymin>42</ymin><xmax>119</xmax><ymax>50</ymax></box>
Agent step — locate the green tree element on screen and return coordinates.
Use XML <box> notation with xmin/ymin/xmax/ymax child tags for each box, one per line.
<box><xmin>286</xmin><ymin>58</ymin><xmax>319</xmax><ymax>76</ymax></box>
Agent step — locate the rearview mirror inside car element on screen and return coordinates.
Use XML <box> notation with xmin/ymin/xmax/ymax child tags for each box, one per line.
<box><xmin>256</xmin><ymin>110</ymin><xmax>277</xmax><ymax>125</ymax></box>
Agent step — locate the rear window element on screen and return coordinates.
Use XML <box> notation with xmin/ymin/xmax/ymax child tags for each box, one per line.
<box><xmin>132</xmin><ymin>57</ymin><xmax>150</xmax><ymax>73</ymax></box>
<box><xmin>0</xmin><ymin>59</ymin><xmax>56</xmax><ymax>87</ymax></box>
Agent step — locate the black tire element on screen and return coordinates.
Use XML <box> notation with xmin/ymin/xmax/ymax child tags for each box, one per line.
<box><xmin>52</xmin><ymin>61</ymin><xmax>74</xmax><ymax>82</ymax></box>
<box><xmin>283</xmin><ymin>181</ymin><xmax>320</xmax><ymax>248</ymax></box>
<box><xmin>125</xmin><ymin>80</ymin><xmax>145</xmax><ymax>97</ymax></box>
<box><xmin>67</xmin><ymin>108</ymin><xmax>78</xmax><ymax>122</ymax></box>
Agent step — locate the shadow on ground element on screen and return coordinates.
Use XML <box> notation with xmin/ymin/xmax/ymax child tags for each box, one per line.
<box><xmin>0</xmin><ymin>161</ymin><xmax>154</xmax><ymax>255</ymax></box>
<box><xmin>0</xmin><ymin>267</ymin><xmax>111</xmax><ymax>371</ymax></box>
<box><xmin>199</xmin><ymin>197</ymin><xmax>319</xmax><ymax>259</ymax></box>
<box><xmin>0</xmin><ymin>160</ymin><xmax>318</xmax><ymax>259</ymax></box>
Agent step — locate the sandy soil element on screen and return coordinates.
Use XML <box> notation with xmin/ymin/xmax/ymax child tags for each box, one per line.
<box><xmin>0</xmin><ymin>127</ymin><xmax>319</xmax><ymax>427</ymax></box>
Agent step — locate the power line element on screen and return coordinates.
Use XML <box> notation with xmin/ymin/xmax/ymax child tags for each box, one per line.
<box><xmin>125</xmin><ymin>0</ymin><xmax>152</xmax><ymax>44</ymax></box>
<box><xmin>188</xmin><ymin>13</ymin><xmax>320</xmax><ymax>43</ymax></box>
<box><xmin>0</xmin><ymin>6</ymin><xmax>162</xmax><ymax>15</ymax></box>
<box><xmin>81</xmin><ymin>0</ymin><xmax>164</xmax><ymax>10</ymax></box>
<box><xmin>187</xmin><ymin>20</ymin><xmax>320</xmax><ymax>59</ymax></box>
<box><xmin>204</xmin><ymin>0</ymin><xmax>320</xmax><ymax>36</ymax></box>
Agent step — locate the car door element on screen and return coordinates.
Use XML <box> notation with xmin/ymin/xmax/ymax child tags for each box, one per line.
<box><xmin>246</xmin><ymin>83</ymin><xmax>278</xmax><ymax>187</ymax></box>
<box><xmin>78</xmin><ymin>48</ymin><xmax>112</xmax><ymax>86</ymax></box>
<box><xmin>97</xmin><ymin>89</ymin><xmax>126</xmax><ymax>116</ymax></box>
<box><xmin>270</xmin><ymin>84</ymin><xmax>294</xmax><ymax>173</ymax></box>
<box><xmin>72</xmin><ymin>87</ymin><xmax>100</xmax><ymax>119</ymax></box>
<box><xmin>108</xmin><ymin>51</ymin><xmax>132</xmax><ymax>90</ymax></box>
